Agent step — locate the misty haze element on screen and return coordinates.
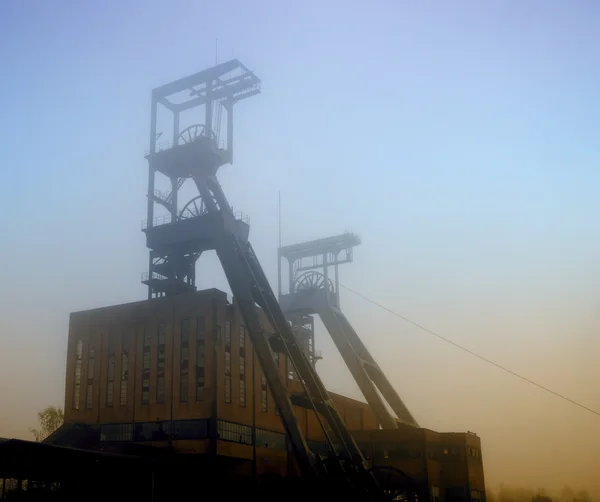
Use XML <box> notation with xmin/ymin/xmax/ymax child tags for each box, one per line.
<box><xmin>0</xmin><ymin>1</ymin><xmax>598</xmax><ymax>501</ymax></box>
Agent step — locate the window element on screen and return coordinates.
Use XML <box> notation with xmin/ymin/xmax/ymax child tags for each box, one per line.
<box><xmin>431</xmin><ymin>486</ymin><xmax>440</xmax><ymax>502</ymax></box>
<box><xmin>261</xmin><ymin>372</ymin><xmax>268</xmax><ymax>412</ymax></box>
<box><xmin>239</xmin><ymin>326</ymin><xmax>246</xmax><ymax>407</ymax></box>
<box><xmin>271</xmin><ymin>349</ymin><xmax>280</xmax><ymax>414</ymax></box>
<box><xmin>142</xmin><ymin>329</ymin><xmax>151</xmax><ymax>405</ymax></box>
<box><xmin>256</xmin><ymin>428</ymin><xmax>286</xmax><ymax>450</ymax></box>
<box><xmin>225</xmin><ymin>354</ymin><xmax>231</xmax><ymax>404</ymax></box>
<box><xmin>100</xmin><ymin>423</ymin><xmax>132</xmax><ymax>442</ymax></box>
<box><xmin>239</xmin><ymin>326</ymin><xmax>246</xmax><ymax>352</ymax></box>
<box><xmin>180</xmin><ymin>319</ymin><xmax>189</xmax><ymax>402</ymax></box>
<box><xmin>239</xmin><ymin>380</ymin><xmax>246</xmax><ymax>407</ymax></box>
<box><xmin>217</xmin><ymin>420</ymin><xmax>252</xmax><ymax>445</ymax></box>
<box><xmin>196</xmin><ymin>317</ymin><xmax>206</xmax><ymax>400</ymax></box>
<box><xmin>134</xmin><ymin>421</ymin><xmax>170</xmax><ymax>441</ymax></box>
<box><xmin>73</xmin><ymin>340</ymin><xmax>83</xmax><ymax>410</ymax></box>
<box><xmin>173</xmin><ymin>419</ymin><xmax>208</xmax><ymax>440</ymax></box>
<box><xmin>286</xmin><ymin>354</ymin><xmax>297</xmax><ymax>381</ymax></box>
<box><xmin>225</xmin><ymin>321</ymin><xmax>231</xmax><ymax>350</ymax></box>
<box><xmin>85</xmin><ymin>345</ymin><xmax>95</xmax><ymax>409</ymax></box>
<box><xmin>120</xmin><ymin>351</ymin><xmax>129</xmax><ymax>406</ymax></box>
<box><xmin>106</xmin><ymin>338</ymin><xmax>115</xmax><ymax>407</ymax></box>
<box><xmin>224</xmin><ymin>322</ymin><xmax>231</xmax><ymax>404</ymax></box>
<box><xmin>157</xmin><ymin>323</ymin><xmax>166</xmax><ymax>404</ymax></box>
<box><xmin>85</xmin><ymin>384</ymin><xmax>93</xmax><ymax>409</ymax></box>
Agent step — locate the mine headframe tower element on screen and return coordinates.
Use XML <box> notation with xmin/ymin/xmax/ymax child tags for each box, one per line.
<box><xmin>141</xmin><ymin>61</ymin><xmax>382</xmax><ymax>500</ymax></box>
<box><xmin>278</xmin><ymin>234</ymin><xmax>419</xmax><ymax>430</ymax></box>
<box><xmin>142</xmin><ymin>59</ymin><xmax>260</xmax><ymax>298</ymax></box>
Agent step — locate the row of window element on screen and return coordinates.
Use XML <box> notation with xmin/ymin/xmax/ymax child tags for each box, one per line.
<box><xmin>74</xmin><ymin>320</ymin><xmax>309</xmax><ymax>414</ymax></box>
<box><xmin>224</xmin><ymin>321</ymin><xmax>232</xmax><ymax>404</ymax></box>
<box><xmin>224</xmin><ymin>321</ymin><xmax>247</xmax><ymax>407</ymax></box>
<box><xmin>218</xmin><ymin>419</ymin><xmax>252</xmax><ymax>445</ymax></box>
<box><xmin>73</xmin><ymin>340</ymin><xmax>83</xmax><ymax>410</ymax></box>
<box><xmin>216</xmin><ymin>421</ymin><xmax>286</xmax><ymax>450</ymax></box>
<box><xmin>100</xmin><ymin>419</ymin><xmax>209</xmax><ymax>442</ymax></box>
<box><xmin>357</xmin><ymin>443</ymin><xmax>483</xmax><ymax>462</ymax></box>
<box><xmin>99</xmin><ymin>419</ymin><xmax>285</xmax><ymax>450</ymax></box>
<box><xmin>106</xmin><ymin>335</ymin><xmax>129</xmax><ymax>408</ymax></box>
<box><xmin>73</xmin><ymin>317</ymin><xmax>207</xmax><ymax>410</ymax></box>
<box><xmin>366</xmin><ymin>447</ymin><xmax>423</xmax><ymax>461</ymax></box>
<box><xmin>259</xmin><ymin>350</ymin><xmax>282</xmax><ymax>415</ymax></box>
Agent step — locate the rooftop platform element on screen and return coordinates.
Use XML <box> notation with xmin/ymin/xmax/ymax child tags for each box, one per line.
<box><xmin>142</xmin><ymin>211</ymin><xmax>250</xmax><ymax>253</ymax></box>
<box><xmin>279</xmin><ymin>287</ymin><xmax>337</xmax><ymax>314</ymax></box>
<box><xmin>152</xmin><ymin>59</ymin><xmax>261</xmax><ymax>111</ymax></box>
<box><xmin>279</xmin><ymin>233</ymin><xmax>361</xmax><ymax>270</ymax></box>
<box><xmin>146</xmin><ymin>132</ymin><xmax>230</xmax><ymax>178</ymax></box>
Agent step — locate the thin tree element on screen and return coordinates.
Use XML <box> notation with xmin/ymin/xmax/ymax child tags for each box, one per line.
<box><xmin>29</xmin><ymin>406</ymin><xmax>64</xmax><ymax>442</ymax></box>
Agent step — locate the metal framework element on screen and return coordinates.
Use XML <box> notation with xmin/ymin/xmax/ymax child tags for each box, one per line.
<box><xmin>142</xmin><ymin>62</ymin><xmax>381</xmax><ymax>500</ymax></box>
<box><xmin>278</xmin><ymin>234</ymin><xmax>419</xmax><ymax>430</ymax></box>
<box><xmin>142</xmin><ymin>59</ymin><xmax>260</xmax><ymax>298</ymax></box>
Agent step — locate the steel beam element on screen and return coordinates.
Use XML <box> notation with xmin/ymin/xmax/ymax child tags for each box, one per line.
<box><xmin>199</xmin><ymin>174</ymin><xmax>380</xmax><ymax>498</ymax></box>
<box><xmin>334</xmin><ymin>312</ymin><xmax>418</xmax><ymax>427</ymax></box>
<box><xmin>318</xmin><ymin>308</ymin><xmax>399</xmax><ymax>430</ymax></box>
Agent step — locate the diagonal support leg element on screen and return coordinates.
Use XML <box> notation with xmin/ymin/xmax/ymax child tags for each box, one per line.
<box><xmin>318</xmin><ymin>308</ymin><xmax>399</xmax><ymax>430</ymax></box>
<box><xmin>333</xmin><ymin>309</ymin><xmax>419</xmax><ymax>428</ymax></box>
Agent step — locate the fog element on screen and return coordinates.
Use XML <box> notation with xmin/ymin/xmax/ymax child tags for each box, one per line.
<box><xmin>1</xmin><ymin>0</ymin><xmax>599</xmax><ymax>498</ymax></box>
<box><xmin>488</xmin><ymin>485</ymin><xmax>595</xmax><ymax>502</ymax></box>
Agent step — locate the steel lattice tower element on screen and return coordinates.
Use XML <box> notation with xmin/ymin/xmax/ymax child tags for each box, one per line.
<box><xmin>279</xmin><ymin>233</ymin><xmax>419</xmax><ymax>429</ymax></box>
<box><xmin>139</xmin><ymin>61</ymin><xmax>383</xmax><ymax>499</ymax></box>
<box><xmin>142</xmin><ymin>60</ymin><xmax>260</xmax><ymax>298</ymax></box>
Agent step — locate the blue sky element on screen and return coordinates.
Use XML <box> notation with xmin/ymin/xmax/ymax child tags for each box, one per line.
<box><xmin>1</xmin><ymin>0</ymin><xmax>599</xmax><ymax>494</ymax></box>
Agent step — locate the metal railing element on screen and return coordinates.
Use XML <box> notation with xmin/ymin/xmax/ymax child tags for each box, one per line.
<box><xmin>144</xmin><ymin>129</ymin><xmax>221</xmax><ymax>156</ymax></box>
<box><xmin>144</xmin><ymin>141</ymin><xmax>175</xmax><ymax>157</ymax></box>
<box><xmin>141</xmin><ymin>214</ymin><xmax>172</xmax><ymax>230</ymax></box>
<box><xmin>234</xmin><ymin>211</ymin><xmax>250</xmax><ymax>225</ymax></box>
<box><xmin>141</xmin><ymin>271</ymin><xmax>168</xmax><ymax>282</ymax></box>
<box><xmin>142</xmin><ymin>210</ymin><xmax>249</xmax><ymax>229</ymax></box>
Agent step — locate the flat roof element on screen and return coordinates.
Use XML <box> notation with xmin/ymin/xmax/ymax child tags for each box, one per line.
<box><xmin>70</xmin><ymin>288</ymin><xmax>227</xmax><ymax>317</ymax></box>
<box><xmin>279</xmin><ymin>233</ymin><xmax>361</xmax><ymax>260</ymax></box>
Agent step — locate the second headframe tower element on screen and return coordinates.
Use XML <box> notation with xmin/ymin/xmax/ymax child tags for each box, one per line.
<box><xmin>278</xmin><ymin>233</ymin><xmax>419</xmax><ymax>429</ymax></box>
<box><xmin>142</xmin><ymin>60</ymin><xmax>261</xmax><ymax>298</ymax></box>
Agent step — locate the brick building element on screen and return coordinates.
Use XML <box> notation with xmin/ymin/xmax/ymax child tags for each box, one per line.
<box><xmin>61</xmin><ymin>288</ymin><xmax>486</xmax><ymax>501</ymax></box>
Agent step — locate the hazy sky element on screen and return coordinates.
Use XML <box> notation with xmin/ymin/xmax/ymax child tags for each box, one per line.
<box><xmin>1</xmin><ymin>0</ymin><xmax>599</xmax><ymax>495</ymax></box>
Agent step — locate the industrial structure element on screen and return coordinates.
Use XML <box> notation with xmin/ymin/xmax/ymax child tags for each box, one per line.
<box><xmin>278</xmin><ymin>233</ymin><xmax>419</xmax><ymax>430</ymax></box>
<box><xmin>134</xmin><ymin>59</ymin><xmax>378</xmax><ymax>492</ymax></box>
<box><xmin>0</xmin><ymin>60</ymin><xmax>486</xmax><ymax>501</ymax></box>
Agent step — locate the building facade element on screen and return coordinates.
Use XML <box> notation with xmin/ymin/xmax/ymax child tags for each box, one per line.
<box><xmin>63</xmin><ymin>289</ymin><xmax>485</xmax><ymax>500</ymax></box>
